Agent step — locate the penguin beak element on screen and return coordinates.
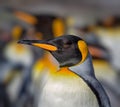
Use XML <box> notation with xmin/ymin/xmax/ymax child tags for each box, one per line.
<box><xmin>18</xmin><ymin>40</ymin><xmax>58</xmax><ymax>51</ymax></box>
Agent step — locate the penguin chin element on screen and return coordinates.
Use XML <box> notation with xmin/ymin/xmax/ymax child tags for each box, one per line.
<box><xmin>59</xmin><ymin>59</ymin><xmax>81</xmax><ymax>68</ymax></box>
<box><xmin>59</xmin><ymin>63</ymin><xmax>73</xmax><ymax>68</ymax></box>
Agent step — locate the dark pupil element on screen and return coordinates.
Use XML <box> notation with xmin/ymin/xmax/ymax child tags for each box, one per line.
<box><xmin>63</xmin><ymin>41</ymin><xmax>72</xmax><ymax>48</ymax></box>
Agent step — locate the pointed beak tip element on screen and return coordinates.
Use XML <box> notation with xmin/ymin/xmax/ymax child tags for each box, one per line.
<box><xmin>17</xmin><ymin>40</ymin><xmax>57</xmax><ymax>51</ymax></box>
<box><xmin>17</xmin><ymin>40</ymin><xmax>23</xmax><ymax>44</ymax></box>
<box><xmin>17</xmin><ymin>40</ymin><xmax>26</xmax><ymax>44</ymax></box>
<box><xmin>17</xmin><ymin>40</ymin><xmax>31</xmax><ymax>45</ymax></box>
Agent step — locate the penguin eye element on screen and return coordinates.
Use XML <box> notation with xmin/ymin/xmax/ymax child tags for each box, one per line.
<box><xmin>63</xmin><ymin>41</ymin><xmax>72</xmax><ymax>48</ymax></box>
<box><xmin>63</xmin><ymin>44</ymin><xmax>70</xmax><ymax>48</ymax></box>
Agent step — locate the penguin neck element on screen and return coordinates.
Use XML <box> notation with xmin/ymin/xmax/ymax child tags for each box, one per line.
<box><xmin>69</xmin><ymin>53</ymin><xmax>111</xmax><ymax>107</ymax></box>
<box><xmin>57</xmin><ymin>67</ymin><xmax>78</xmax><ymax>78</ymax></box>
<box><xmin>56</xmin><ymin>53</ymin><xmax>95</xmax><ymax>78</ymax></box>
<box><xmin>69</xmin><ymin>53</ymin><xmax>95</xmax><ymax>77</ymax></box>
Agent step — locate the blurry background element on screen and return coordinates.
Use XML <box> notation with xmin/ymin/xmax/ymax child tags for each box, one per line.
<box><xmin>0</xmin><ymin>0</ymin><xmax>120</xmax><ymax>107</ymax></box>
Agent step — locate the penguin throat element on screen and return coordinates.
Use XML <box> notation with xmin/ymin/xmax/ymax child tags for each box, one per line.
<box><xmin>50</xmin><ymin>48</ymin><xmax>82</xmax><ymax>67</ymax></box>
<box><xmin>59</xmin><ymin>57</ymin><xmax>81</xmax><ymax>67</ymax></box>
<box><xmin>59</xmin><ymin>67</ymin><xmax>69</xmax><ymax>72</ymax></box>
<box><xmin>58</xmin><ymin>67</ymin><xmax>77</xmax><ymax>77</ymax></box>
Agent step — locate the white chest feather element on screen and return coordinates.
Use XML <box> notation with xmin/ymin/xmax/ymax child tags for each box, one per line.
<box><xmin>37</xmin><ymin>73</ymin><xmax>99</xmax><ymax>107</ymax></box>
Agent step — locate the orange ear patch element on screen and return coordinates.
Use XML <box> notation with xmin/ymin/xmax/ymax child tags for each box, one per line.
<box><xmin>77</xmin><ymin>40</ymin><xmax>88</xmax><ymax>63</ymax></box>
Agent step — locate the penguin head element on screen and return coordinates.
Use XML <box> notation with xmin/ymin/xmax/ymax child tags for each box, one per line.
<box><xmin>18</xmin><ymin>35</ymin><xmax>88</xmax><ymax>67</ymax></box>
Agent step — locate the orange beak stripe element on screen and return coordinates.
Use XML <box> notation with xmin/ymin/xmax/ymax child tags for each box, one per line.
<box><xmin>32</xmin><ymin>43</ymin><xmax>58</xmax><ymax>51</ymax></box>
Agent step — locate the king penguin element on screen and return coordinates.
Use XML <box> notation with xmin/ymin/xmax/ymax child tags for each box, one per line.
<box><xmin>18</xmin><ymin>35</ymin><xmax>111</xmax><ymax>107</ymax></box>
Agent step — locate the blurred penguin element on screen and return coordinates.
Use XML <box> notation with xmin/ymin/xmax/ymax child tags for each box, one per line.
<box><xmin>94</xmin><ymin>16</ymin><xmax>120</xmax><ymax>93</ymax></box>
<box><xmin>3</xmin><ymin>25</ymin><xmax>34</xmax><ymax>107</ymax></box>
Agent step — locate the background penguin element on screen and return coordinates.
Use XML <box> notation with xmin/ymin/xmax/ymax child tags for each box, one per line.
<box><xmin>3</xmin><ymin>25</ymin><xmax>34</xmax><ymax>107</ymax></box>
<box><xmin>94</xmin><ymin>16</ymin><xmax>120</xmax><ymax>86</ymax></box>
<box><xmin>18</xmin><ymin>34</ymin><xmax>110</xmax><ymax>107</ymax></box>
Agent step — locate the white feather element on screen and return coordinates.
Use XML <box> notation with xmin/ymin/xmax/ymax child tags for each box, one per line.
<box><xmin>37</xmin><ymin>71</ymin><xmax>99</xmax><ymax>107</ymax></box>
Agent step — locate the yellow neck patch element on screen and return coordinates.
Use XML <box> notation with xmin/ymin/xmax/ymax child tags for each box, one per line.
<box><xmin>50</xmin><ymin>67</ymin><xmax>78</xmax><ymax>78</ymax></box>
<box><xmin>77</xmin><ymin>40</ymin><xmax>88</xmax><ymax>63</ymax></box>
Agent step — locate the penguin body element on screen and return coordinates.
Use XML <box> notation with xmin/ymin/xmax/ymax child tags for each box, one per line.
<box><xmin>37</xmin><ymin>65</ymin><xmax>98</xmax><ymax>107</ymax></box>
<box><xmin>18</xmin><ymin>35</ymin><xmax>110</xmax><ymax>107</ymax></box>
